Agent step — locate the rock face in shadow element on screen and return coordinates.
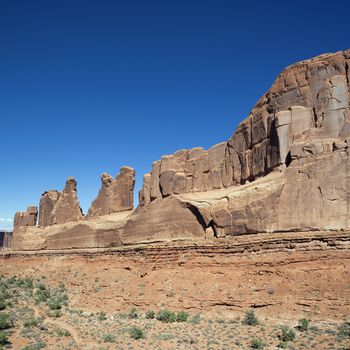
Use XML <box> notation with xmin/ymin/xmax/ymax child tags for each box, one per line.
<box><xmin>11</xmin><ymin>49</ymin><xmax>350</xmax><ymax>250</ymax></box>
<box><xmin>87</xmin><ymin>166</ymin><xmax>135</xmax><ymax>218</ymax></box>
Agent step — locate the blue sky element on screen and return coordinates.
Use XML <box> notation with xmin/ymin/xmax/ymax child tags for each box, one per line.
<box><xmin>1</xmin><ymin>0</ymin><xmax>349</xmax><ymax>230</ymax></box>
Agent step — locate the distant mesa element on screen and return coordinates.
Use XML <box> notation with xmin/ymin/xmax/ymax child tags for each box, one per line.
<box><xmin>10</xmin><ymin>49</ymin><xmax>350</xmax><ymax>250</ymax></box>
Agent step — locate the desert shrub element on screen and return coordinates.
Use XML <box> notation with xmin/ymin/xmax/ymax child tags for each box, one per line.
<box><xmin>54</xmin><ymin>327</ymin><xmax>71</xmax><ymax>337</ymax></box>
<box><xmin>47</xmin><ymin>298</ymin><xmax>62</xmax><ymax>310</ymax></box>
<box><xmin>102</xmin><ymin>333</ymin><xmax>116</xmax><ymax>342</ymax></box>
<box><xmin>129</xmin><ymin>326</ymin><xmax>145</xmax><ymax>340</ymax></box>
<box><xmin>176</xmin><ymin>311</ymin><xmax>189</xmax><ymax>322</ymax></box>
<box><xmin>23</xmin><ymin>278</ymin><xmax>34</xmax><ymax>289</ymax></box>
<box><xmin>280</xmin><ymin>326</ymin><xmax>296</xmax><ymax>342</ymax></box>
<box><xmin>97</xmin><ymin>311</ymin><xmax>107</xmax><ymax>321</ymax></box>
<box><xmin>23</xmin><ymin>318</ymin><xmax>40</xmax><ymax>328</ymax></box>
<box><xmin>36</xmin><ymin>283</ymin><xmax>46</xmax><ymax>291</ymax></box>
<box><xmin>243</xmin><ymin>309</ymin><xmax>259</xmax><ymax>326</ymax></box>
<box><xmin>189</xmin><ymin>314</ymin><xmax>201</xmax><ymax>324</ymax></box>
<box><xmin>157</xmin><ymin>333</ymin><xmax>175</xmax><ymax>340</ymax></box>
<box><xmin>298</xmin><ymin>318</ymin><xmax>310</xmax><ymax>332</ymax></box>
<box><xmin>0</xmin><ymin>289</ymin><xmax>10</xmax><ymax>301</ymax></box>
<box><xmin>21</xmin><ymin>342</ymin><xmax>46</xmax><ymax>350</ymax></box>
<box><xmin>156</xmin><ymin>309</ymin><xmax>176</xmax><ymax>323</ymax></box>
<box><xmin>338</xmin><ymin>321</ymin><xmax>350</xmax><ymax>340</ymax></box>
<box><xmin>145</xmin><ymin>310</ymin><xmax>155</xmax><ymax>319</ymax></box>
<box><xmin>277</xmin><ymin>340</ymin><xmax>288</xmax><ymax>348</ymax></box>
<box><xmin>47</xmin><ymin>310</ymin><xmax>62</xmax><ymax>318</ymax></box>
<box><xmin>0</xmin><ymin>298</ymin><xmax>6</xmax><ymax>311</ymax></box>
<box><xmin>128</xmin><ymin>307</ymin><xmax>138</xmax><ymax>319</ymax></box>
<box><xmin>0</xmin><ymin>313</ymin><xmax>11</xmax><ymax>330</ymax></box>
<box><xmin>250</xmin><ymin>337</ymin><xmax>265</xmax><ymax>349</ymax></box>
<box><xmin>0</xmin><ymin>331</ymin><xmax>9</xmax><ymax>345</ymax></box>
<box><xmin>34</xmin><ymin>287</ymin><xmax>50</xmax><ymax>304</ymax></box>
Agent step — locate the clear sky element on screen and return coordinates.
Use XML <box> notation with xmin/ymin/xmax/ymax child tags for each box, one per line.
<box><xmin>1</xmin><ymin>0</ymin><xmax>349</xmax><ymax>230</ymax></box>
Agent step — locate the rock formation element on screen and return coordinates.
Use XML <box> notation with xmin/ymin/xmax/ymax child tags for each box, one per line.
<box><xmin>39</xmin><ymin>190</ymin><xmax>60</xmax><ymax>227</ymax></box>
<box><xmin>37</xmin><ymin>177</ymin><xmax>83</xmax><ymax>228</ymax></box>
<box><xmin>87</xmin><ymin>166</ymin><xmax>135</xmax><ymax>218</ymax></box>
<box><xmin>13</xmin><ymin>206</ymin><xmax>38</xmax><ymax>227</ymax></box>
<box><xmin>139</xmin><ymin>50</ymin><xmax>350</xmax><ymax>205</ymax></box>
<box><xmin>11</xmin><ymin>49</ymin><xmax>350</xmax><ymax>250</ymax></box>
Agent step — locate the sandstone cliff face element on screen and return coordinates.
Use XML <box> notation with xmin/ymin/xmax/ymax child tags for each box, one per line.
<box><xmin>39</xmin><ymin>190</ymin><xmax>60</xmax><ymax>227</ymax></box>
<box><xmin>11</xmin><ymin>49</ymin><xmax>350</xmax><ymax>250</ymax></box>
<box><xmin>87</xmin><ymin>166</ymin><xmax>135</xmax><ymax>218</ymax></box>
<box><xmin>14</xmin><ymin>206</ymin><xmax>38</xmax><ymax>227</ymax></box>
<box><xmin>139</xmin><ymin>50</ymin><xmax>350</xmax><ymax>205</ymax></box>
<box><xmin>37</xmin><ymin>177</ymin><xmax>84</xmax><ymax>227</ymax></box>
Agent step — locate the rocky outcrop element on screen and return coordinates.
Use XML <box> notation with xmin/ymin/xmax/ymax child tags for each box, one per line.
<box><xmin>87</xmin><ymin>166</ymin><xmax>135</xmax><ymax>218</ymax></box>
<box><xmin>14</xmin><ymin>206</ymin><xmax>38</xmax><ymax>227</ymax></box>
<box><xmin>37</xmin><ymin>177</ymin><xmax>83</xmax><ymax>227</ymax></box>
<box><xmin>11</xmin><ymin>49</ymin><xmax>350</xmax><ymax>250</ymax></box>
<box><xmin>139</xmin><ymin>50</ymin><xmax>350</xmax><ymax>205</ymax></box>
<box><xmin>49</xmin><ymin>177</ymin><xmax>84</xmax><ymax>225</ymax></box>
<box><xmin>39</xmin><ymin>190</ymin><xmax>60</xmax><ymax>227</ymax></box>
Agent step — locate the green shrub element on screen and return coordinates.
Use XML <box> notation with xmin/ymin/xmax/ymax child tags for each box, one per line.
<box><xmin>338</xmin><ymin>321</ymin><xmax>350</xmax><ymax>340</ymax></box>
<box><xmin>24</xmin><ymin>279</ymin><xmax>34</xmax><ymax>289</ymax></box>
<box><xmin>298</xmin><ymin>318</ymin><xmax>309</xmax><ymax>332</ymax></box>
<box><xmin>97</xmin><ymin>311</ymin><xmax>107</xmax><ymax>321</ymax></box>
<box><xmin>0</xmin><ymin>299</ymin><xmax>6</xmax><ymax>311</ymax></box>
<box><xmin>280</xmin><ymin>326</ymin><xmax>296</xmax><ymax>342</ymax></box>
<box><xmin>23</xmin><ymin>318</ymin><xmax>40</xmax><ymax>328</ymax></box>
<box><xmin>243</xmin><ymin>309</ymin><xmax>259</xmax><ymax>326</ymax></box>
<box><xmin>47</xmin><ymin>299</ymin><xmax>62</xmax><ymax>310</ymax></box>
<box><xmin>156</xmin><ymin>309</ymin><xmax>176</xmax><ymax>323</ymax></box>
<box><xmin>54</xmin><ymin>327</ymin><xmax>71</xmax><ymax>337</ymax></box>
<box><xmin>189</xmin><ymin>314</ymin><xmax>201</xmax><ymax>324</ymax></box>
<box><xmin>21</xmin><ymin>342</ymin><xmax>46</xmax><ymax>350</ymax></box>
<box><xmin>0</xmin><ymin>331</ymin><xmax>9</xmax><ymax>345</ymax></box>
<box><xmin>250</xmin><ymin>337</ymin><xmax>264</xmax><ymax>349</ymax></box>
<box><xmin>0</xmin><ymin>313</ymin><xmax>11</xmax><ymax>330</ymax></box>
<box><xmin>176</xmin><ymin>311</ymin><xmax>189</xmax><ymax>322</ymax></box>
<box><xmin>277</xmin><ymin>341</ymin><xmax>288</xmax><ymax>348</ymax></box>
<box><xmin>34</xmin><ymin>288</ymin><xmax>50</xmax><ymax>304</ymax></box>
<box><xmin>129</xmin><ymin>326</ymin><xmax>145</xmax><ymax>340</ymax></box>
<box><xmin>145</xmin><ymin>310</ymin><xmax>155</xmax><ymax>319</ymax></box>
<box><xmin>102</xmin><ymin>333</ymin><xmax>116</xmax><ymax>342</ymax></box>
<box><xmin>47</xmin><ymin>310</ymin><xmax>62</xmax><ymax>318</ymax></box>
<box><xmin>128</xmin><ymin>307</ymin><xmax>138</xmax><ymax>319</ymax></box>
<box><xmin>36</xmin><ymin>283</ymin><xmax>46</xmax><ymax>291</ymax></box>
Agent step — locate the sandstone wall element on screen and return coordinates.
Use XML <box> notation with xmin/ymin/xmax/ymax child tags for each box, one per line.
<box><xmin>13</xmin><ymin>206</ymin><xmax>38</xmax><ymax>227</ymax></box>
<box><xmin>87</xmin><ymin>166</ymin><xmax>135</xmax><ymax>218</ymax></box>
<box><xmin>11</xmin><ymin>49</ymin><xmax>350</xmax><ymax>250</ymax></box>
<box><xmin>37</xmin><ymin>177</ymin><xmax>84</xmax><ymax>227</ymax></box>
<box><xmin>139</xmin><ymin>50</ymin><xmax>350</xmax><ymax>205</ymax></box>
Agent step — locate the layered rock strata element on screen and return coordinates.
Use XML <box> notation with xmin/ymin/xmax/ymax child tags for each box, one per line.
<box><xmin>87</xmin><ymin>166</ymin><xmax>135</xmax><ymax>218</ymax></box>
<box><xmin>139</xmin><ymin>50</ymin><xmax>350</xmax><ymax>205</ymax></box>
<box><xmin>12</xmin><ymin>49</ymin><xmax>350</xmax><ymax>250</ymax></box>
